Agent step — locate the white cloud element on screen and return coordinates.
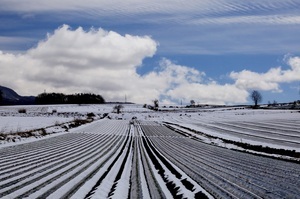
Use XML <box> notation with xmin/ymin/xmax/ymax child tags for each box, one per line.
<box><xmin>166</xmin><ymin>83</ymin><xmax>248</xmax><ymax>105</ymax></box>
<box><xmin>230</xmin><ymin>56</ymin><xmax>300</xmax><ymax>92</ymax></box>
<box><xmin>189</xmin><ymin>15</ymin><xmax>300</xmax><ymax>25</ymax></box>
<box><xmin>1</xmin><ymin>1</ymin><xmax>299</xmax><ymax>56</ymax></box>
<box><xmin>1</xmin><ymin>0</ymin><xmax>300</xmax><ymax>26</ymax></box>
<box><xmin>0</xmin><ymin>0</ymin><xmax>227</xmax><ymax>13</ymax></box>
<box><xmin>1</xmin><ymin>0</ymin><xmax>299</xmax><ymax>18</ymax></box>
<box><xmin>0</xmin><ymin>25</ymin><xmax>245</xmax><ymax>104</ymax></box>
<box><xmin>0</xmin><ymin>25</ymin><xmax>158</xmax><ymax>103</ymax></box>
<box><xmin>28</xmin><ymin>25</ymin><xmax>157</xmax><ymax>70</ymax></box>
<box><xmin>1</xmin><ymin>25</ymin><xmax>299</xmax><ymax>105</ymax></box>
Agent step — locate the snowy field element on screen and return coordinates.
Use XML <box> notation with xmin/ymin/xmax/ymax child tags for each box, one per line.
<box><xmin>0</xmin><ymin>104</ymin><xmax>300</xmax><ymax>198</ymax></box>
<box><xmin>162</xmin><ymin>108</ymin><xmax>300</xmax><ymax>152</ymax></box>
<box><xmin>0</xmin><ymin>104</ymin><xmax>143</xmax><ymax>134</ymax></box>
<box><xmin>0</xmin><ymin>116</ymin><xmax>73</xmax><ymax>134</ymax></box>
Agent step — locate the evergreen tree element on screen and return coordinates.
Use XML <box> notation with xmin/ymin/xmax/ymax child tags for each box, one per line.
<box><xmin>36</xmin><ymin>92</ymin><xmax>105</xmax><ymax>105</ymax></box>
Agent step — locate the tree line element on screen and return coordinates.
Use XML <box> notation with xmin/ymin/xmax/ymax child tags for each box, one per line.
<box><xmin>35</xmin><ymin>92</ymin><xmax>105</xmax><ymax>105</ymax></box>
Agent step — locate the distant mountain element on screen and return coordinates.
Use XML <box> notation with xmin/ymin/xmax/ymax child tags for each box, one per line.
<box><xmin>0</xmin><ymin>86</ymin><xmax>35</xmax><ymax>105</ymax></box>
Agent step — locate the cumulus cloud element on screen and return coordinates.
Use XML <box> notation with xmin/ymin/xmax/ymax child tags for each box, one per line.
<box><xmin>0</xmin><ymin>25</ymin><xmax>158</xmax><ymax>102</ymax></box>
<box><xmin>230</xmin><ymin>56</ymin><xmax>300</xmax><ymax>92</ymax></box>
<box><xmin>28</xmin><ymin>25</ymin><xmax>157</xmax><ymax>70</ymax></box>
<box><xmin>166</xmin><ymin>83</ymin><xmax>249</xmax><ymax>105</ymax></box>
<box><xmin>141</xmin><ymin>59</ymin><xmax>246</xmax><ymax>104</ymax></box>
<box><xmin>0</xmin><ymin>25</ymin><xmax>219</xmax><ymax>103</ymax></box>
<box><xmin>1</xmin><ymin>25</ymin><xmax>299</xmax><ymax>104</ymax></box>
<box><xmin>0</xmin><ymin>25</ymin><xmax>244</xmax><ymax>104</ymax></box>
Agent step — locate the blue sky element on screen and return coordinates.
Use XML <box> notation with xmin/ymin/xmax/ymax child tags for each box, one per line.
<box><xmin>0</xmin><ymin>0</ymin><xmax>300</xmax><ymax>104</ymax></box>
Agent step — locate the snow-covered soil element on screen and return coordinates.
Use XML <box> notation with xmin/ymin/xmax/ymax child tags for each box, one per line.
<box><xmin>0</xmin><ymin>104</ymin><xmax>299</xmax><ymax>198</ymax></box>
<box><xmin>162</xmin><ymin>109</ymin><xmax>300</xmax><ymax>152</ymax></box>
<box><xmin>0</xmin><ymin>104</ymin><xmax>147</xmax><ymax>135</ymax></box>
<box><xmin>0</xmin><ymin>116</ymin><xmax>73</xmax><ymax>134</ymax></box>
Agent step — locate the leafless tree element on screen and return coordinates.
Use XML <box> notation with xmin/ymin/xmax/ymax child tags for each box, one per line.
<box><xmin>113</xmin><ymin>104</ymin><xmax>124</xmax><ymax>114</ymax></box>
<box><xmin>190</xmin><ymin>100</ymin><xmax>195</xmax><ymax>106</ymax></box>
<box><xmin>153</xmin><ymin>99</ymin><xmax>159</xmax><ymax>110</ymax></box>
<box><xmin>251</xmin><ymin>90</ymin><xmax>262</xmax><ymax>107</ymax></box>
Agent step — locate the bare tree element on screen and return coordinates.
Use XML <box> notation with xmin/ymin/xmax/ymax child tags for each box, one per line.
<box><xmin>251</xmin><ymin>90</ymin><xmax>262</xmax><ymax>107</ymax></box>
<box><xmin>113</xmin><ymin>104</ymin><xmax>124</xmax><ymax>114</ymax></box>
<box><xmin>153</xmin><ymin>99</ymin><xmax>159</xmax><ymax>110</ymax></box>
<box><xmin>190</xmin><ymin>100</ymin><xmax>195</xmax><ymax>106</ymax></box>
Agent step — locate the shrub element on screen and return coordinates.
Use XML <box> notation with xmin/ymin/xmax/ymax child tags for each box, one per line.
<box><xmin>113</xmin><ymin>105</ymin><xmax>124</xmax><ymax>114</ymax></box>
<box><xmin>18</xmin><ymin>108</ymin><xmax>27</xmax><ymax>113</ymax></box>
<box><xmin>102</xmin><ymin>113</ymin><xmax>109</xmax><ymax>118</ymax></box>
<box><xmin>39</xmin><ymin>128</ymin><xmax>47</xmax><ymax>136</ymax></box>
<box><xmin>87</xmin><ymin>112</ymin><xmax>96</xmax><ymax>118</ymax></box>
<box><xmin>69</xmin><ymin>119</ymin><xmax>90</xmax><ymax>128</ymax></box>
<box><xmin>0</xmin><ymin>135</ymin><xmax>5</xmax><ymax>140</ymax></box>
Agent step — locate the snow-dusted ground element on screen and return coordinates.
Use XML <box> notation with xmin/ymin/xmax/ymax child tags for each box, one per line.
<box><xmin>162</xmin><ymin>108</ymin><xmax>300</xmax><ymax>152</ymax></box>
<box><xmin>0</xmin><ymin>104</ymin><xmax>127</xmax><ymax>134</ymax></box>
<box><xmin>0</xmin><ymin>104</ymin><xmax>300</xmax><ymax>198</ymax></box>
<box><xmin>0</xmin><ymin>116</ymin><xmax>73</xmax><ymax>134</ymax></box>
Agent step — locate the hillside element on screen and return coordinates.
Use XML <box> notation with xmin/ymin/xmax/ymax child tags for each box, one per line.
<box><xmin>0</xmin><ymin>85</ymin><xmax>35</xmax><ymax>105</ymax></box>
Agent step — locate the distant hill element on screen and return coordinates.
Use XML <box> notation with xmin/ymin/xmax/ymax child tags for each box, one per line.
<box><xmin>0</xmin><ymin>86</ymin><xmax>35</xmax><ymax>105</ymax></box>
